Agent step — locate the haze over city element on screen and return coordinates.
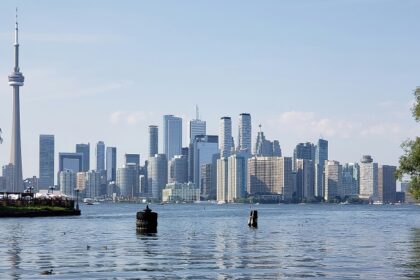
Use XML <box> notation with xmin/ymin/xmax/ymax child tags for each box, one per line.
<box><xmin>0</xmin><ymin>0</ymin><xmax>418</xmax><ymax>178</ymax></box>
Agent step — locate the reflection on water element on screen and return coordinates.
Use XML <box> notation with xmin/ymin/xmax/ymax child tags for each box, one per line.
<box><xmin>0</xmin><ymin>204</ymin><xmax>419</xmax><ymax>279</ymax></box>
<box><xmin>406</xmin><ymin>228</ymin><xmax>420</xmax><ymax>279</ymax></box>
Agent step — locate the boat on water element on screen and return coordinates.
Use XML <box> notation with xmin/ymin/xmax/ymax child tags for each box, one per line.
<box><xmin>83</xmin><ymin>198</ymin><xmax>95</xmax><ymax>205</ymax></box>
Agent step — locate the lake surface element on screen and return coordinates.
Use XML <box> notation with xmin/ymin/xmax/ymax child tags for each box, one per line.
<box><xmin>0</xmin><ymin>203</ymin><xmax>419</xmax><ymax>279</ymax></box>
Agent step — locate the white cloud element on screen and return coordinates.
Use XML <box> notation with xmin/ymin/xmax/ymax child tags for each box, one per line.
<box><xmin>109</xmin><ymin>110</ymin><xmax>152</xmax><ymax>125</ymax></box>
<box><xmin>269</xmin><ymin>111</ymin><xmax>407</xmax><ymax>139</ymax></box>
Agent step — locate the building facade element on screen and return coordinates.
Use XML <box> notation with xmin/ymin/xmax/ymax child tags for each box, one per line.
<box><xmin>238</xmin><ymin>113</ymin><xmax>252</xmax><ymax>156</ymax></box>
<box><xmin>147</xmin><ymin>154</ymin><xmax>168</xmax><ymax>200</ymax></box>
<box><xmin>324</xmin><ymin>160</ymin><xmax>343</xmax><ymax>201</ymax></box>
<box><xmin>106</xmin><ymin>147</ymin><xmax>117</xmax><ymax>182</ymax></box>
<box><xmin>39</xmin><ymin>134</ymin><xmax>55</xmax><ymax>189</ymax></box>
<box><xmin>163</xmin><ymin>115</ymin><xmax>182</xmax><ymax>160</ymax></box>
<box><xmin>359</xmin><ymin>155</ymin><xmax>378</xmax><ymax>200</ymax></box>
<box><xmin>96</xmin><ymin>141</ymin><xmax>105</xmax><ymax>171</ymax></box>
<box><xmin>76</xmin><ymin>143</ymin><xmax>90</xmax><ymax>172</ymax></box>
<box><xmin>219</xmin><ymin>117</ymin><xmax>233</xmax><ymax>158</ymax></box>
<box><xmin>149</xmin><ymin>125</ymin><xmax>159</xmax><ymax>157</ymax></box>
<box><xmin>162</xmin><ymin>182</ymin><xmax>200</xmax><ymax>203</ymax></box>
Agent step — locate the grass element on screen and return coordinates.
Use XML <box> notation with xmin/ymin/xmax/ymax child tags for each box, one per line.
<box><xmin>0</xmin><ymin>205</ymin><xmax>74</xmax><ymax>212</ymax></box>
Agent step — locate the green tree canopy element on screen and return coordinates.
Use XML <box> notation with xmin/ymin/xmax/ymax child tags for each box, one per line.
<box><xmin>396</xmin><ymin>87</ymin><xmax>420</xmax><ymax>200</ymax></box>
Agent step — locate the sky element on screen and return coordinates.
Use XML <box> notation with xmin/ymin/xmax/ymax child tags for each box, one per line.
<box><xmin>0</xmin><ymin>0</ymin><xmax>419</xmax><ymax>178</ymax></box>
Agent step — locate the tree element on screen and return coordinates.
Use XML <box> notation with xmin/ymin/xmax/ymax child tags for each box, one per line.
<box><xmin>396</xmin><ymin>87</ymin><xmax>420</xmax><ymax>200</ymax></box>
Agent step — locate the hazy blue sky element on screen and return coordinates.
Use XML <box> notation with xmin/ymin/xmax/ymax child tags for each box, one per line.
<box><xmin>0</xmin><ymin>0</ymin><xmax>419</xmax><ymax>178</ymax></box>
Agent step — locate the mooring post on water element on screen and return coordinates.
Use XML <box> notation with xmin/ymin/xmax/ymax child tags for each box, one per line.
<box><xmin>136</xmin><ymin>205</ymin><xmax>158</xmax><ymax>234</ymax></box>
<box><xmin>248</xmin><ymin>210</ymin><xmax>258</xmax><ymax>228</ymax></box>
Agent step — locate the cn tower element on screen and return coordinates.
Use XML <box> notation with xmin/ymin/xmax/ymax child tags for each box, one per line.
<box><xmin>8</xmin><ymin>9</ymin><xmax>24</xmax><ymax>192</ymax></box>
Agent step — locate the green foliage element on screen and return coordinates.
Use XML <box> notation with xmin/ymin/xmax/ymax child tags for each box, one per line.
<box><xmin>397</xmin><ymin>88</ymin><xmax>420</xmax><ymax>200</ymax></box>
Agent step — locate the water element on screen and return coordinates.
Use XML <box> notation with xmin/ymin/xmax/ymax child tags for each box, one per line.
<box><xmin>0</xmin><ymin>203</ymin><xmax>419</xmax><ymax>279</ymax></box>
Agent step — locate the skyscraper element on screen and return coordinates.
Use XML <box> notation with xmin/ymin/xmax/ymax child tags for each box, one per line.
<box><xmin>58</xmin><ymin>169</ymin><xmax>76</xmax><ymax>197</ymax></box>
<box><xmin>189</xmin><ymin>106</ymin><xmax>206</xmax><ymax>144</ymax></box>
<box><xmin>8</xmin><ymin>11</ymin><xmax>25</xmax><ymax>192</ymax></box>
<box><xmin>378</xmin><ymin>165</ymin><xmax>397</xmax><ymax>203</ymax></box>
<box><xmin>219</xmin><ymin>117</ymin><xmax>233</xmax><ymax>158</ymax></box>
<box><xmin>168</xmin><ymin>155</ymin><xmax>188</xmax><ymax>184</ymax></box>
<box><xmin>149</xmin><ymin>125</ymin><xmax>159</xmax><ymax>157</ymax></box>
<box><xmin>84</xmin><ymin>170</ymin><xmax>101</xmax><ymax>199</ymax></box>
<box><xmin>342</xmin><ymin>163</ymin><xmax>360</xmax><ymax>197</ymax></box>
<box><xmin>296</xmin><ymin>159</ymin><xmax>315</xmax><ymax>201</ymax></box>
<box><xmin>192</xmin><ymin>135</ymin><xmax>219</xmax><ymax>195</ymax></box>
<box><xmin>227</xmin><ymin>154</ymin><xmax>247</xmax><ymax>202</ymax></box>
<box><xmin>163</xmin><ymin>115</ymin><xmax>182</xmax><ymax>160</ymax></box>
<box><xmin>106</xmin><ymin>147</ymin><xmax>117</xmax><ymax>182</ymax></box>
<box><xmin>147</xmin><ymin>154</ymin><xmax>168</xmax><ymax>200</ymax></box>
<box><xmin>58</xmin><ymin>153</ymin><xmax>83</xmax><ymax>173</ymax></box>
<box><xmin>125</xmin><ymin>154</ymin><xmax>140</xmax><ymax>166</ymax></box>
<box><xmin>315</xmin><ymin>139</ymin><xmax>328</xmax><ymax>198</ymax></box>
<box><xmin>96</xmin><ymin>141</ymin><xmax>105</xmax><ymax>171</ymax></box>
<box><xmin>324</xmin><ymin>160</ymin><xmax>342</xmax><ymax>201</ymax></box>
<box><xmin>238</xmin><ymin>113</ymin><xmax>252</xmax><ymax>155</ymax></box>
<box><xmin>248</xmin><ymin>156</ymin><xmax>293</xmax><ymax>200</ymax></box>
<box><xmin>254</xmin><ymin>126</ymin><xmax>281</xmax><ymax>157</ymax></box>
<box><xmin>359</xmin><ymin>155</ymin><xmax>378</xmax><ymax>200</ymax></box>
<box><xmin>39</xmin><ymin>135</ymin><xmax>55</xmax><ymax>189</ymax></box>
<box><xmin>293</xmin><ymin>142</ymin><xmax>316</xmax><ymax>170</ymax></box>
<box><xmin>117</xmin><ymin>164</ymin><xmax>140</xmax><ymax>198</ymax></box>
<box><xmin>76</xmin><ymin>143</ymin><xmax>90</xmax><ymax>172</ymax></box>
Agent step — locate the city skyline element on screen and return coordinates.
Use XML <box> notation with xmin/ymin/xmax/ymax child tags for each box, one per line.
<box><xmin>0</xmin><ymin>1</ymin><xmax>419</xmax><ymax>178</ymax></box>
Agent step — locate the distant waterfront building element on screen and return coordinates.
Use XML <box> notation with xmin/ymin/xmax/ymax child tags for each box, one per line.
<box><xmin>247</xmin><ymin>156</ymin><xmax>293</xmax><ymax>200</ymax></box>
<box><xmin>106</xmin><ymin>147</ymin><xmax>117</xmax><ymax>182</ymax></box>
<box><xmin>162</xmin><ymin>182</ymin><xmax>200</xmax><ymax>203</ymax></box>
<box><xmin>315</xmin><ymin>139</ymin><xmax>328</xmax><ymax>198</ymax></box>
<box><xmin>238</xmin><ymin>113</ymin><xmax>252</xmax><ymax>155</ymax></box>
<box><xmin>148</xmin><ymin>125</ymin><xmax>159</xmax><ymax>157</ymax></box>
<box><xmin>272</xmin><ymin>140</ymin><xmax>282</xmax><ymax>157</ymax></box>
<box><xmin>117</xmin><ymin>163</ymin><xmax>140</xmax><ymax>198</ymax></box>
<box><xmin>59</xmin><ymin>169</ymin><xmax>76</xmax><ymax>197</ymax></box>
<box><xmin>39</xmin><ymin>134</ymin><xmax>55</xmax><ymax>189</ymax></box>
<box><xmin>219</xmin><ymin>117</ymin><xmax>233</xmax><ymax>158</ymax></box>
<box><xmin>168</xmin><ymin>155</ymin><xmax>188</xmax><ymax>184</ymax></box>
<box><xmin>189</xmin><ymin>107</ymin><xmax>206</xmax><ymax>144</ymax></box>
<box><xmin>125</xmin><ymin>154</ymin><xmax>140</xmax><ymax>166</ymax></box>
<box><xmin>59</xmin><ymin>153</ymin><xmax>83</xmax><ymax>173</ymax></box>
<box><xmin>76</xmin><ymin>143</ymin><xmax>90</xmax><ymax>172</ymax></box>
<box><xmin>85</xmin><ymin>170</ymin><xmax>101</xmax><ymax>199</ymax></box>
<box><xmin>342</xmin><ymin>163</ymin><xmax>360</xmax><ymax>197</ymax></box>
<box><xmin>359</xmin><ymin>155</ymin><xmax>378</xmax><ymax>200</ymax></box>
<box><xmin>324</xmin><ymin>160</ymin><xmax>343</xmax><ymax>201</ymax></box>
<box><xmin>216</xmin><ymin>157</ymin><xmax>229</xmax><ymax>202</ymax></box>
<box><xmin>163</xmin><ymin>115</ymin><xmax>182</xmax><ymax>160</ymax></box>
<box><xmin>76</xmin><ymin>172</ymin><xmax>86</xmax><ymax>192</ymax></box>
<box><xmin>378</xmin><ymin>165</ymin><xmax>397</xmax><ymax>203</ymax></box>
<box><xmin>293</xmin><ymin>142</ymin><xmax>315</xmax><ymax>170</ymax></box>
<box><xmin>254</xmin><ymin>126</ymin><xmax>281</xmax><ymax>157</ymax></box>
<box><xmin>295</xmin><ymin>159</ymin><xmax>315</xmax><ymax>201</ymax></box>
<box><xmin>96</xmin><ymin>141</ymin><xmax>105</xmax><ymax>171</ymax></box>
<box><xmin>147</xmin><ymin>154</ymin><xmax>168</xmax><ymax>200</ymax></box>
<box><xmin>0</xmin><ymin>176</ymin><xmax>5</xmax><ymax>191</ymax></box>
<box><xmin>227</xmin><ymin>154</ymin><xmax>247</xmax><ymax>202</ymax></box>
<box><xmin>192</xmin><ymin>135</ymin><xmax>219</xmax><ymax>196</ymax></box>
<box><xmin>200</xmin><ymin>163</ymin><xmax>214</xmax><ymax>199</ymax></box>
<box><xmin>2</xmin><ymin>163</ymin><xmax>16</xmax><ymax>192</ymax></box>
